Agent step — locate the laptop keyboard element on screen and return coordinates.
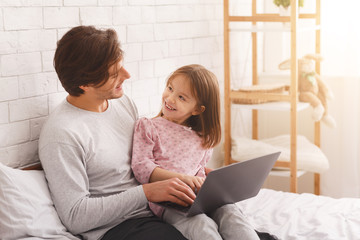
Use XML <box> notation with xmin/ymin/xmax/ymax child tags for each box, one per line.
<box><xmin>158</xmin><ymin>201</ymin><xmax>191</xmax><ymax>213</ymax></box>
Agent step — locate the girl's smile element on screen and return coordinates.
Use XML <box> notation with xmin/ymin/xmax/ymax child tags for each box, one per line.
<box><xmin>164</xmin><ymin>101</ymin><xmax>176</xmax><ymax>111</ymax></box>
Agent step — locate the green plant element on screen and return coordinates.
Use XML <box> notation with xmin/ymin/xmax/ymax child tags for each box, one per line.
<box><xmin>273</xmin><ymin>0</ymin><xmax>304</xmax><ymax>9</ymax></box>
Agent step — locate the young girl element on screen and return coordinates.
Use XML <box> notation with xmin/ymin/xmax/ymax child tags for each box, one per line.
<box><xmin>131</xmin><ymin>64</ymin><xmax>259</xmax><ymax>240</ymax></box>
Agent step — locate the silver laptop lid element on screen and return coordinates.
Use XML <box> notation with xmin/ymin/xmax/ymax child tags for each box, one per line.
<box><xmin>187</xmin><ymin>151</ymin><xmax>281</xmax><ymax>216</ymax></box>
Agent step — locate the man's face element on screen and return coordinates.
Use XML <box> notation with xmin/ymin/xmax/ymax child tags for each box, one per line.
<box><xmin>89</xmin><ymin>60</ymin><xmax>130</xmax><ymax>100</ymax></box>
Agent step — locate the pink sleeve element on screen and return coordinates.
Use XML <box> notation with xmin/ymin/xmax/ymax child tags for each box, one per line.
<box><xmin>131</xmin><ymin>118</ymin><xmax>159</xmax><ymax>184</ymax></box>
<box><xmin>196</xmin><ymin>148</ymin><xmax>213</xmax><ymax>178</ymax></box>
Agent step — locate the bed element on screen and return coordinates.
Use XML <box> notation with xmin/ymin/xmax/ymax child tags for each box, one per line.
<box><xmin>238</xmin><ymin>189</ymin><xmax>360</xmax><ymax>240</ymax></box>
<box><xmin>1</xmin><ymin>162</ymin><xmax>359</xmax><ymax>240</ymax></box>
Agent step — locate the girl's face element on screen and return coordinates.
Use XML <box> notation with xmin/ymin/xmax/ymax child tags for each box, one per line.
<box><xmin>161</xmin><ymin>75</ymin><xmax>203</xmax><ymax>125</ymax></box>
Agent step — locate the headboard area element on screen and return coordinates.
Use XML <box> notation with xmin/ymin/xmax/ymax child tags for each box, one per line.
<box><xmin>22</xmin><ymin>162</ymin><xmax>43</xmax><ymax>170</ymax></box>
<box><xmin>0</xmin><ymin>159</ymin><xmax>77</xmax><ymax>239</ymax></box>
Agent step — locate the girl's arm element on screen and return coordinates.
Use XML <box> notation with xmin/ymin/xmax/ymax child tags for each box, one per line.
<box><xmin>150</xmin><ymin>167</ymin><xmax>184</xmax><ymax>182</ymax></box>
<box><xmin>150</xmin><ymin>148</ymin><xmax>214</xmax><ymax>192</ymax></box>
<box><xmin>195</xmin><ymin>149</ymin><xmax>213</xmax><ymax>178</ymax></box>
<box><xmin>131</xmin><ymin>118</ymin><xmax>161</xmax><ymax>184</ymax></box>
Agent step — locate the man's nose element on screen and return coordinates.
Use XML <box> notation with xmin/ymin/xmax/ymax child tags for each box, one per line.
<box><xmin>122</xmin><ymin>67</ymin><xmax>131</xmax><ymax>80</ymax></box>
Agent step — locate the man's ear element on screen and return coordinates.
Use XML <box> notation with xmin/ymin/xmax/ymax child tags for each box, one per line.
<box><xmin>79</xmin><ymin>85</ymin><xmax>90</xmax><ymax>92</ymax></box>
<box><xmin>192</xmin><ymin>105</ymin><xmax>205</xmax><ymax>116</ymax></box>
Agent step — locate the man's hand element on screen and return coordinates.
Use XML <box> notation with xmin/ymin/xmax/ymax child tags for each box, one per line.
<box><xmin>142</xmin><ymin>178</ymin><xmax>196</xmax><ymax>206</ymax></box>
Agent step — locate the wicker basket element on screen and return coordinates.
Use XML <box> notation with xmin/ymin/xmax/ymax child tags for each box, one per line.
<box><xmin>232</xmin><ymin>84</ymin><xmax>288</xmax><ymax>104</ymax></box>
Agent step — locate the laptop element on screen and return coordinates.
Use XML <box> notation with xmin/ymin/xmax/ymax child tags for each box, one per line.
<box><xmin>156</xmin><ymin>151</ymin><xmax>281</xmax><ymax>217</ymax></box>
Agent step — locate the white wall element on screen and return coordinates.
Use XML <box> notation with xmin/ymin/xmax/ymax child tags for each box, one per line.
<box><xmin>317</xmin><ymin>1</ymin><xmax>360</xmax><ymax>198</ymax></box>
<box><xmin>0</xmin><ymin>0</ymin><xmax>224</xmax><ymax>168</ymax></box>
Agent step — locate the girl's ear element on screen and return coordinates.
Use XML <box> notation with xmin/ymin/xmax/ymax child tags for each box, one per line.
<box><xmin>192</xmin><ymin>105</ymin><xmax>205</xmax><ymax>116</ymax></box>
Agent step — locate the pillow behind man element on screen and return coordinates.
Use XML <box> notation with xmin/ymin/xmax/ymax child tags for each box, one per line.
<box><xmin>0</xmin><ymin>162</ymin><xmax>78</xmax><ymax>240</ymax></box>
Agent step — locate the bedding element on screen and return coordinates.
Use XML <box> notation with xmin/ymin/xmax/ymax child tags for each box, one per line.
<box><xmin>1</xmin><ymin>162</ymin><xmax>359</xmax><ymax>240</ymax></box>
<box><xmin>0</xmin><ymin>163</ymin><xmax>78</xmax><ymax>240</ymax></box>
<box><xmin>238</xmin><ymin>188</ymin><xmax>360</xmax><ymax>240</ymax></box>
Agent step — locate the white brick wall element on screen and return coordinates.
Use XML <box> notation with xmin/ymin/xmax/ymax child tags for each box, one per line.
<box><xmin>44</xmin><ymin>8</ymin><xmax>80</xmax><ymax>28</ymax></box>
<box><xmin>80</xmin><ymin>7</ymin><xmax>113</xmax><ymax>25</ymax></box>
<box><xmin>18</xmin><ymin>30</ymin><xmax>57</xmax><ymax>53</ymax></box>
<box><xmin>0</xmin><ymin>31</ymin><xmax>17</xmax><ymax>54</ymax></box>
<box><xmin>0</xmin><ymin>76</ymin><xmax>18</xmax><ymax>101</ymax></box>
<box><xmin>1</xmin><ymin>52</ymin><xmax>42</xmax><ymax>76</ymax></box>
<box><xmin>9</xmin><ymin>96</ymin><xmax>48</xmax><ymax>122</ymax></box>
<box><xmin>0</xmin><ymin>102</ymin><xmax>8</xmax><ymax>124</ymax></box>
<box><xmin>0</xmin><ymin>1</ymin><xmax>223</xmax><ymax>168</ymax></box>
<box><xmin>4</xmin><ymin>8</ymin><xmax>43</xmax><ymax>30</ymax></box>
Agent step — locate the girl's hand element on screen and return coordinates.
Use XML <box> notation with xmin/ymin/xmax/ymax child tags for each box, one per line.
<box><xmin>205</xmin><ymin>167</ymin><xmax>213</xmax><ymax>176</ymax></box>
<box><xmin>179</xmin><ymin>175</ymin><xmax>205</xmax><ymax>193</ymax></box>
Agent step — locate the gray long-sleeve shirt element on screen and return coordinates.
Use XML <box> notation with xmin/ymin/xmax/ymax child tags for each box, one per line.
<box><xmin>38</xmin><ymin>95</ymin><xmax>152</xmax><ymax>240</ymax></box>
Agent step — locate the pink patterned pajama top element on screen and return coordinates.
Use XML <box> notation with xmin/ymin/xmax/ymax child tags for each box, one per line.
<box><xmin>131</xmin><ymin>117</ymin><xmax>213</xmax><ymax>217</ymax></box>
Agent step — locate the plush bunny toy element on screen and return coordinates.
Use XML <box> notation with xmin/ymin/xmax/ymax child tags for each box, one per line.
<box><xmin>279</xmin><ymin>54</ymin><xmax>336</xmax><ymax>128</ymax></box>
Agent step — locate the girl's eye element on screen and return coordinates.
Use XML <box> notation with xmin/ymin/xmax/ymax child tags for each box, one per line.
<box><xmin>168</xmin><ymin>86</ymin><xmax>173</xmax><ymax>91</ymax></box>
<box><xmin>179</xmin><ymin>95</ymin><xmax>185</xmax><ymax>101</ymax></box>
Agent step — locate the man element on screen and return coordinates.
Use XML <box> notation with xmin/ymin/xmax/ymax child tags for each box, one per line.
<box><xmin>39</xmin><ymin>25</ymin><xmax>193</xmax><ymax>240</ymax></box>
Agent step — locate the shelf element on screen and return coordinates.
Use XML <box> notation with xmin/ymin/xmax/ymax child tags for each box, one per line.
<box><xmin>269</xmin><ymin>169</ymin><xmax>307</xmax><ymax>177</ymax></box>
<box><xmin>228</xmin><ymin>14</ymin><xmax>317</xmax><ymax>23</ymax></box>
<box><xmin>230</xmin><ymin>90</ymin><xmax>291</xmax><ymax>102</ymax></box>
<box><xmin>231</xmin><ymin>101</ymin><xmax>310</xmax><ymax>111</ymax></box>
<box><xmin>230</xmin><ymin>24</ymin><xmax>320</xmax><ymax>33</ymax></box>
<box><xmin>224</xmin><ymin>0</ymin><xmax>322</xmax><ymax>194</ymax></box>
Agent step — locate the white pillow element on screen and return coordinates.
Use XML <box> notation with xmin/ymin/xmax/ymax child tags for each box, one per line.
<box><xmin>231</xmin><ymin>135</ymin><xmax>329</xmax><ymax>173</ymax></box>
<box><xmin>231</xmin><ymin>137</ymin><xmax>280</xmax><ymax>161</ymax></box>
<box><xmin>0</xmin><ymin>163</ymin><xmax>78</xmax><ymax>240</ymax></box>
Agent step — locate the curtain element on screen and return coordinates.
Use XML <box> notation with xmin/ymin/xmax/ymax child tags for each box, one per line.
<box><xmin>320</xmin><ymin>0</ymin><xmax>360</xmax><ymax>198</ymax></box>
<box><xmin>321</xmin><ymin>77</ymin><xmax>360</xmax><ymax>198</ymax></box>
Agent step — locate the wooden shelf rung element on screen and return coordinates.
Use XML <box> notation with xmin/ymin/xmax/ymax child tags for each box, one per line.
<box><xmin>230</xmin><ymin>91</ymin><xmax>291</xmax><ymax>102</ymax></box>
<box><xmin>229</xmin><ymin>14</ymin><xmax>317</xmax><ymax>23</ymax></box>
<box><xmin>230</xmin><ymin>159</ymin><xmax>292</xmax><ymax>169</ymax></box>
<box><xmin>229</xmin><ymin>16</ymin><xmax>289</xmax><ymax>22</ymax></box>
<box><xmin>274</xmin><ymin>161</ymin><xmax>291</xmax><ymax>168</ymax></box>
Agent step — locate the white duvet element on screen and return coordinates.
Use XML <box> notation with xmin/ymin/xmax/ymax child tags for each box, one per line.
<box><xmin>237</xmin><ymin>189</ymin><xmax>360</xmax><ymax>240</ymax></box>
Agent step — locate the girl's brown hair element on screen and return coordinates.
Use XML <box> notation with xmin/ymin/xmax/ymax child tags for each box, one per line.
<box><xmin>54</xmin><ymin>25</ymin><xmax>123</xmax><ymax>96</ymax></box>
<box><xmin>159</xmin><ymin>64</ymin><xmax>221</xmax><ymax>149</ymax></box>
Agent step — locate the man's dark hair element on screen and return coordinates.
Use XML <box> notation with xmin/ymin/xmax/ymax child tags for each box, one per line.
<box><xmin>54</xmin><ymin>25</ymin><xmax>123</xmax><ymax>96</ymax></box>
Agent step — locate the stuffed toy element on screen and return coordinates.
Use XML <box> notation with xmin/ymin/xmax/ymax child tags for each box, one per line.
<box><xmin>279</xmin><ymin>54</ymin><xmax>336</xmax><ymax>128</ymax></box>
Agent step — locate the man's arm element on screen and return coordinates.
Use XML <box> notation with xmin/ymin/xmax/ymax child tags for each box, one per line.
<box><xmin>39</xmin><ymin>142</ymin><xmax>149</xmax><ymax>235</ymax></box>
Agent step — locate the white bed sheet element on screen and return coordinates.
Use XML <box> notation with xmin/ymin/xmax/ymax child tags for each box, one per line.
<box><xmin>237</xmin><ymin>189</ymin><xmax>360</xmax><ymax>240</ymax></box>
